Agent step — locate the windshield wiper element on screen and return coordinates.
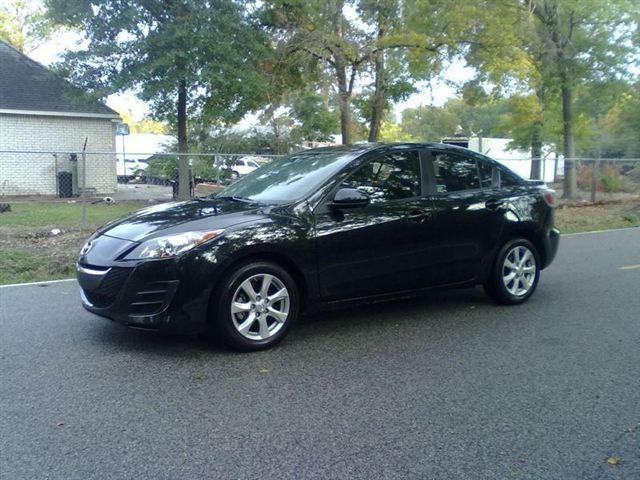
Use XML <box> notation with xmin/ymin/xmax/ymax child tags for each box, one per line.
<box><xmin>215</xmin><ymin>195</ymin><xmax>261</xmax><ymax>204</ymax></box>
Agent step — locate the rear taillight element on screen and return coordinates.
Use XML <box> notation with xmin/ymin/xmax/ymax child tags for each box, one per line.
<box><xmin>542</xmin><ymin>190</ymin><xmax>556</xmax><ymax>207</ymax></box>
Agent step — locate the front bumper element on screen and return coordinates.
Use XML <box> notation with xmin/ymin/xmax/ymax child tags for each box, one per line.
<box><xmin>77</xmin><ymin>260</ymin><xmax>210</xmax><ymax>334</ymax></box>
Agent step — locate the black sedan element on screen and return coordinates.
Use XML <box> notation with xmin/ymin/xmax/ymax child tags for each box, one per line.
<box><xmin>77</xmin><ymin>143</ymin><xmax>560</xmax><ymax>350</ymax></box>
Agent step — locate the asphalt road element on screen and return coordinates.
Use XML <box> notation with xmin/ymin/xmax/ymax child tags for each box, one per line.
<box><xmin>1</xmin><ymin>229</ymin><xmax>639</xmax><ymax>480</ymax></box>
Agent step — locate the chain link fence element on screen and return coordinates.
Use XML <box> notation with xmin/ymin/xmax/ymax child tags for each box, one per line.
<box><xmin>1</xmin><ymin>149</ymin><xmax>639</xmax><ymax>285</ymax></box>
<box><xmin>1</xmin><ymin>148</ymin><xmax>639</xmax><ymax>226</ymax></box>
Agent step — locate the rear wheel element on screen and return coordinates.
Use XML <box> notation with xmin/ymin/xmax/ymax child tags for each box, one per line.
<box><xmin>484</xmin><ymin>238</ymin><xmax>540</xmax><ymax>305</ymax></box>
<box><xmin>212</xmin><ymin>261</ymin><xmax>299</xmax><ymax>351</ymax></box>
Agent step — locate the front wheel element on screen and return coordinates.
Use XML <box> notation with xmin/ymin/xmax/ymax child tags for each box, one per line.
<box><xmin>484</xmin><ymin>238</ymin><xmax>540</xmax><ymax>305</ymax></box>
<box><xmin>211</xmin><ymin>261</ymin><xmax>299</xmax><ymax>351</ymax></box>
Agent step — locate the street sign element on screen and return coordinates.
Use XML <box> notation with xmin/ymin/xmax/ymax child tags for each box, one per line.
<box><xmin>116</xmin><ymin>123</ymin><xmax>130</xmax><ymax>136</ymax></box>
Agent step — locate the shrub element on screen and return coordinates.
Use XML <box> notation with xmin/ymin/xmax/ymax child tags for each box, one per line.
<box><xmin>599</xmin><ymin>165</ymin><xmax>623</xmax><ymax>193</ymax></box>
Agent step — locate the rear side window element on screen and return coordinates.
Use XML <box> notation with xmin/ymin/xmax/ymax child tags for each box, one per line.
<box><xmin>499</xmin><ymin>168</ymin><xmax>521</xmax><ymax>187</ymax></box>
<box><xmin>432</xmin><ymin>152</ymin><xmax>480</xmax><ymax>193</ymax></box>
<box><xmin>342</xmin><ymin>151</ymin><xmax>422</xmax><ymax>203</ymax></box>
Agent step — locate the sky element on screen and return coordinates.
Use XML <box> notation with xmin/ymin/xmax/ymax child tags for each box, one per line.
<box><xmin>28</xmin><ymin>27</ymin><xmax>475</xmax><ymax>126</ymax></box>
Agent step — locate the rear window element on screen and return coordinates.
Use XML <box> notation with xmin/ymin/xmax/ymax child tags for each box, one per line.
<box><xmin>432</xmin><ymin>152</ymin><xmax>480</xmax><ymax>193</ymax></box>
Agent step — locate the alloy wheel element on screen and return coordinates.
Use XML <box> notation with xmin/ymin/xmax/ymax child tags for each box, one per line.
<box><xmin>502</xmin><ymin>245</ymin><xmax>537</xmax><ymax>297</ymax></box>
<box><xmin>230</xmin><ymin>273</ymin><xmax>290</xmax><ymax>340</ymax></box>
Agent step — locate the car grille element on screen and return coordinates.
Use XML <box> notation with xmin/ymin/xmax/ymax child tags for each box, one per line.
<box><xmin>82</xmin><ymin>267</ymin><xmax>131</xmax><ymax>308</ymax></box>
<box><xmin>129</xmin><ymin>281</ymin><xmax>176</xmax><ymax>316</ymax></box>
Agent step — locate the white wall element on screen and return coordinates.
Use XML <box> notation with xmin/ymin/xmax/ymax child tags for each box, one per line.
<box><xmin>468</xmin><ymin>137</ymin><xmax>559</xmax><ymax>182</ymax></box>
<box><xmin>0</xmin><ymin>113</ymin><xmax>118</xmax><ymax>196</ymax></box>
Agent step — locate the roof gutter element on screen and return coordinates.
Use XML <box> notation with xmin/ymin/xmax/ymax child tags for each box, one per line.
<box><xmin>0</xmin><ymin>108</ymin><xmax>121</xmax><ymax>120</ymax></box>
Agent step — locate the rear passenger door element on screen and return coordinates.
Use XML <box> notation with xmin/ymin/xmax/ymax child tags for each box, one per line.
<box><xmin>426</xmin><ymin>149</ymin><xmax>506</xmax><ymax>284</ymax></box>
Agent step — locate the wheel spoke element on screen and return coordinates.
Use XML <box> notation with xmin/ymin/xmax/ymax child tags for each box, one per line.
<box><xmin>521</xmin><ymin>249</ymin><xmax>532</xmax><ymax>265</ymax></box>
<box><xmin>259</xmin><ymin>274</ymin><xmax>273</xmax><ymax>297</ymax></box>
<box><xmin>504</xmin><ymin>258</ymin><xmax>517</xmax><ymax>270</ymax></box>
<box><xmin>237</xmin><ymin>313</ymin><xmax>256</xmax><ymax>335</ymax></box>
<box><xmin>267</xmin><ymin>307</ymin><xmax>287</xmax><ymax>323</ymax></box>
<box><xmin>503</xmin><ymin>271</ymin><xmax>517</xmax><ymax>283</ymax></box>
<box><xmin>521</xmin><ymin>275</ymin><xmax>532</xmax><ymax>289</ymax></box>
<box><xmin>257</xmin><ymin>316</ymin><xmax>270</xmax><ymax>339</ymax></box>
<box><xmin>240</xmin><ymin>279</ymin><xmax>258</xmax><ymax>302</ymax></box>
<box><xmin>268</xmin><ymin>288</ymin><xmax>288</xmax><ymax>304</ymax></box>
<box><xmin>523</xmin><ymin>265</ymin><xmax>536</xmax><ymax>273</ymax></box>
<box><xmin>231</xmin><ymin>301</ymin><xmax>251</xmax><ymax>314</ymax></box>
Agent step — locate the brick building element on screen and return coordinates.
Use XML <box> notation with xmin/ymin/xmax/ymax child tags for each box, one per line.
<box><xmin>0</xmin><ymin>40</ymin><xmax>120</xmax><ymax>196</ymax></box>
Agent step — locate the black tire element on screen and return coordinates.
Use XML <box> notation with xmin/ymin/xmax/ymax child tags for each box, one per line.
<box><xmin>211</xmin><ymin>261</ymin><xmax>299</xmax><ymax>351</ymax></box>
<box><xmin>483</xmin><ymin>238</ymin><xmax>541</xmax><ymax>305</ymax></box>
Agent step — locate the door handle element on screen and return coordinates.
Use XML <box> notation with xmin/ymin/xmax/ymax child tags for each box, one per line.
<box><xmin>406</xmin><ymin>209</ymin><xmax>432</xmax><ymax>222</ymax></box>
<box><xmin>485</xmin><ymin>198</ymin><xmax>504</xmax><ymax>210</ymax></box>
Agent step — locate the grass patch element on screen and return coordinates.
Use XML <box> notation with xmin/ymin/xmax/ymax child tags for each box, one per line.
<box><xmin>555</xmin><ymin>200</ymin><xmax>640</xmax><ymax>233</ymax></box>
<box><xmin>0</xmin><ymin>249</ymin><xmax>75</xmax><ymax>285</ymax></box>
<box><xmin>0</xmin><ymin>201</ymin><xmax>145</xmax><ymax>230</ymax></box>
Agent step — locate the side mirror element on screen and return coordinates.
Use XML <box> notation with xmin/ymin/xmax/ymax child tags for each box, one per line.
<box><xmin>331</xmin><ymin>188</ymin><xmax>370</xmax><ymax>208</ymax></box>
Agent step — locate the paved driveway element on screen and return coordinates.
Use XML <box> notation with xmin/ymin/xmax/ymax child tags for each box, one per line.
<box><xmin>1</xmin><ymin>229</ymin><xmax>639</xmax><ymax>479</ymax></box>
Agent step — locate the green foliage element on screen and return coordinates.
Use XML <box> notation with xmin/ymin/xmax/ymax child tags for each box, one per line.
<box><xmin>46</xmin><ymin>0</ymin><xmax>272</xmax><ymax>126</ymax></box>
<box><xmin>117</xmin><ymin>110</ymin><xmax>168</xmax><ymax>134</ymax></box>
<box><xmin>145</xmin><ymin>156</ymin><xmax>178</xmax><ymax>178</ymax></box>
<box><xmin>599</xmin><ymin>166</ymin><xmax>624</xmax><ymax>193</ymax></box>
<box><xmin>394</xmin><ymin>97</ymin><xmax>512</xmax><ymax>142</ymax></box>
<box><xmin>0</xmin><ymin>0</ymin><xmax>57</xmax><ymax>51</ymax></box>
<box><xmin>289</xmin><ymin>89</ymin><xmax>340</xmax><ymax>142</ymax></box>
<box><xmin>598</xmin><ymin>86</ymin><xmax>640</xmax><ymax>158</ymax></box>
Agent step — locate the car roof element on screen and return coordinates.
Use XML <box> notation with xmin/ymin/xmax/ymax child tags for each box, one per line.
<box><xmin>303</xmin><ymin>142</ymin><xmax>479</xmax><ymax>156</ymax></box>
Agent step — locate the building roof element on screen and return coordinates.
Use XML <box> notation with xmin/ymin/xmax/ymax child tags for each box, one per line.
<box><xmin>0</xmin><ymin>40</ymin><xmax>119</xmax><ymax>118</ymax></box>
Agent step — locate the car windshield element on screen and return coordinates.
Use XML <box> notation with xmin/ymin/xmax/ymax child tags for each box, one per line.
<box><xmin>217</xmin><ymin>150</ymin><xmax>356</xmax><ymax>204</ymax></box>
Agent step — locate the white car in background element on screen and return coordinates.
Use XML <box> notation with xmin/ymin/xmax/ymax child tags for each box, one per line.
<box><xmin>117</xmin><ymin>158</ymin><xmax>149</xmax><ymax>177</ymax></box>
<box><xmin>224</xmin><ymin>157</ymin><xmax>262</xmax><ymax>178</ymax></box>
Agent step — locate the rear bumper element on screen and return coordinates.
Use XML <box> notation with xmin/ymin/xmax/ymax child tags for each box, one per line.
<box><xmin>542</xmin><ymin>227</ymin><xmax>560</xmax><ymax>269</ymax></box>
<box><xmin>77</xmin><ymin>261</ymin><xmax>210</xmax><ymax>334</ymax></box>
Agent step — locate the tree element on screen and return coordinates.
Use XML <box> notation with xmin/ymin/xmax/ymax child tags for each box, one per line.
<box><xmin>262</xmin><ymin>0</ymin><xmax>371</xmax><ymax>144</ymax></box>
<box><xmin>0</xmin><ymin>0</ymin><xmax>57</xmax><ymax>52</ymax></box>
<box><xmin>117</xmin><ymin>110</ymin><xmax>168</xmax><ymax>135</ymax></box>
<box><xmin>47</xmin><ymin>0</ymin><xmax>271</xmax><ymax>200</ymax></box>
<box><xmin>522</xmin><ymin>0</ymin><xmax>635</xmax><ymax>195</ymax></box>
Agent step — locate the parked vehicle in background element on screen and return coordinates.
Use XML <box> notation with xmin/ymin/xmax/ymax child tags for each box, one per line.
<box><xmin>223</xmin><ymin>156</ymin><xmax>262</xmax><ymax>178</ymax></box>
<box><xmin>77</xmin><ymin>143</ymin><xmax>560</xmax><ymax>351</ymax></box>
<box><xmin>116</xmin><ymin>158</ymin><xmax>149</xmax><ymax>179</ymax></box>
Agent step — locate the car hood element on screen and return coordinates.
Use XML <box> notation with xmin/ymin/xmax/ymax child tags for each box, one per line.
<box><xmin>98</xmin><ymin>198</ymin><xmax>267</xmax><ymax>242</ymax></box>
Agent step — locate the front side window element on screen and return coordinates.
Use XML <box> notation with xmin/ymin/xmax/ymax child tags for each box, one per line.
<box><xmin>342</xmin><ymin>151</ymin><xmax>422</xmax><ymax>204</ymax></box>
<box><xmin>432</xmin><ymin>152</ymin><xmax>480</xmax><ymax>193</ymax></box>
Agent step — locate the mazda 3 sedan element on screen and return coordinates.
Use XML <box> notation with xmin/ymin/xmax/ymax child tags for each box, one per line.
<box><xmin>77</xmin><ymin>143</ymin><xmax>559</xmax><ymax>350</ymax></box>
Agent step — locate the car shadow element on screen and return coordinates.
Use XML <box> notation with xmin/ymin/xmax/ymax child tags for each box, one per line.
<box><xmin>88</xmin><ymin>286</ymin><xmax>495</xmax><ymax>357</ymax></box>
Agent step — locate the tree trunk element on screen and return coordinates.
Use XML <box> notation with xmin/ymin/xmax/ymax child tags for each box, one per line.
<box><xmin>530</xmin><ymin>123</ymin><xmax>542</xmax><ymax>180</ymax></box>
<box><xmin>561</xmin><ymin>83</ymin><xmax>577</xmax><ymax>198</ymax></box>
<box><xmin>333</xmin><ymin>0</ymin><xmax>351</xmax><ymax>145</ymax></box>
<box><xmin>335</xmin><ymin>65</ymin><xmax>351</xmax><ymax>145</ymax></box>
<box><xmin>177</xmin><ymin>79</ymin><xmax>190</xmax><ymax>200</ymax></box>
<box><xmin>368</xmin><ymin>30</ymin><xmax>386</xmax><ymax>142</ymax></box>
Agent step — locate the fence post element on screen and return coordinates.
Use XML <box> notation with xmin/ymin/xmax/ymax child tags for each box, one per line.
<box><xmin>81</xmin><ymin>137</ymin><xmax>88</xmax><ymax>230</ymax></box>
<box><xmin>590</xmin><ymin>159</ymin><xmax>598</xmax><ymax>203</ymax></box>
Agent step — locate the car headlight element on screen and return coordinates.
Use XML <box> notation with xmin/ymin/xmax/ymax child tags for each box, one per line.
<box><xmin>124</xmin><ymin>230</ymin><xmax>225</xmax><ymax>260</ymax></box>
